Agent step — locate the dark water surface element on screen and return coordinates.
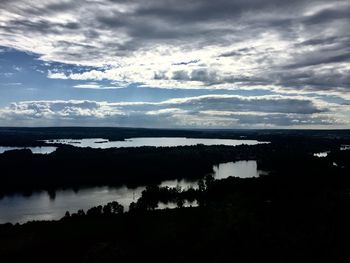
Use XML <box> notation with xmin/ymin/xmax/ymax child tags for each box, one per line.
<box><xmin>0</xmin><ymin>160</ymin><xmax>266</xmax><ymax>224</ymax></box>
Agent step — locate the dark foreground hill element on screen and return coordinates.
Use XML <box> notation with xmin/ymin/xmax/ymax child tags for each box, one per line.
<box><xmin>2</xmin><ymin>168</ymin><xmax>350</xmax><ymax>263</ymax></box>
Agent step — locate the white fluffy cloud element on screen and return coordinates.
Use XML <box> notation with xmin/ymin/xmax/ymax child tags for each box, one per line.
<box><xmin>73</xmin><ymin>82</ymin><xmax>124</xmax><ymax>89</ymax></box>
<box><xmin>0</xmin><ymin>0</ymin><xmax>349</xmax><ymax>94</ymax></box>
<box><xmin>0</xmin><ymin>95</ymin><xmax>347</xmax><ymax>128</ymax></box>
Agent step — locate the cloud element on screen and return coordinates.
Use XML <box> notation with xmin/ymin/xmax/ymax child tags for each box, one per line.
<box><xmin>73</xmin><ymin>83</ymin><xmax>101</xmax><ymax>89</ymax></box>
<box><xmin>161</xmin><ymin>95</ymin><xmax>328</xmax><ymax>114</ymax></box>
<box><xmin>5</xmin><ymin>100</ymin><xmax>117</xmax><ymax>118</ymax></box>
<box><xmin>0</xmin><ymin>0</ymin><xmax>349</xmax><ymax>95</ymax></box>
<box><xmin>73</xmin><ymin>83</ymin><xmax>124</xmax><ymax>89</ymax></box>
<box><xmin>0</xmin><ymin>1</ymin><xmax>349</xmax><ymax>128</ymax></box>
<box><xmin>0</xmin><ymin>95</ymin><xmax>346</xmax><ymax>128</ymax></box>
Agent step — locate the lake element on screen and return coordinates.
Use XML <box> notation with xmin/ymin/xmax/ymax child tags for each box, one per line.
<box><xmin>341</xmin><ymin>145</ymin><xmax>350</xmax><ymax>151</ymax></box>
<box><xmin>314</xmin><ymin>151</ymin><xmax>329</xmax><ymax>157</ymax></box>
<box><xmin>45</xmin><ymin>137</ymin><xmax>268</xmax><ymax>148</ymax></box>
<box><xmin>0</xmin><ymin>146</ymin><xmax>57</xmax><ymax>154</ymax></box>
<box><xmin>160</xmin><ymin>160</ymin><xmax>266</xmax><ymax>189</ymax></box>
<box><xmin>0</xmin><ymin>137</ymin><xmax>268</xmax><ymax>155</ymax></box>
<box><xmin>0</xmin><ymin>160</ymin><xmax>266</xmax><ymax>224</ymax></box>
<box><xmin>0</xmin><ymin>186</ymin><xmax>144</xmax><ymax>224</ymax></box>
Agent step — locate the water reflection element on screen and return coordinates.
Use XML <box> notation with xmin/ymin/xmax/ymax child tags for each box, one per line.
<box><xmin>0</xmin><ymin>160</ymin><xmax>267</xmax><ymax>224</ymax></box>
<box><xmin>314</xmin><ymin>152</ymin><xmax>329</xmax><ymax>157</ymax></box>
<box><xmin>161</xmin><ymin>160</ymin><xmax>266</xmax><ymax>189</ymax></box>
<box><xmin>213</xmin><ymin>161</ymin><xmax>267</xmax><ymax>179</ymax></box>
<box><xmin>45</xmin><ymin>137</ymin><xmax>268</xmax><ymax>149</ymax></box>
<box><xmin>0</xmin><ymin>146</ymin><xmax>57</xmax><ymax>154</ymax></box>
<box><xmin>157</xmin><ymin>200</ymin><xmax>199</xmax><ymax>210</ymax></box>
<box><xmin>340</xmin><ymin>145</ymin><xmax>350</xmax><ymax>151</ymax></box>
<box><xmin>0</xmin><ymin>186</ymin><xmax>144</xmax><ymax>224</ymax></box>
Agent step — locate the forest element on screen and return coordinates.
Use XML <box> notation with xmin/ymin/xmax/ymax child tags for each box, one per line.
<box><xmin>1</xmin><ymin>158</ymin><xmax>350</xmax><ymax>262</ymax></box>
<box><xmin>0</xmin><ymin>128</ymin><xmax>350</xmax><ymax>262</ymax></box>
<box><xmin>0</xmin><ymin>128</ymin><xmax>348</xmax><ymax>196</ymax></box>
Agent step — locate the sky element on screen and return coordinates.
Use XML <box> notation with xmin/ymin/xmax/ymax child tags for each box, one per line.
<box><xmin>0</xmin><ymin>0</ymin><xmax>349</xmax><ymax>128</ymax></box>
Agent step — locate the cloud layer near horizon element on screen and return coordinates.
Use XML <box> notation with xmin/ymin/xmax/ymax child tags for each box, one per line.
<box><xmin>0</xmin><ymin>95</ymin><xmax>347</xmax><ymax>128</ymax></box>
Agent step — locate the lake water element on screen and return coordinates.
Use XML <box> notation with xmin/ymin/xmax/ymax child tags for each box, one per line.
<box><xmin>158</xmin><ymin>200</ymin><xmax>199</xmax><ymax>210</ymax></box>
<box><xmin>0</xmin><ymin>137</ymin><xmax>268</xmax><ymax>155</ymax></box>
<box><xmin>0</xmin><ymin>160</ymin><xmax>266</xmax><ymax>224</ymax></box>
<box><xmin>45</xmin><ymin>137</ymin><xmax>268</xmax><ymax>148</ymax></box>
<box><xmin>0</xmin><ymin>146</ymin><xmax>57</xmax><ymax>154</ymax></box>
<box><xmin>314</xmin><ymin>147</ymin><xmax>350</xmax><ymax>157</ymax></box>
<box><xmin>314</xmin><ymin>151</ymin><xmax>329</xmax><ymax>157</ymax></box>
<box><xmin>160</xmin><ymin>160</ymin><xmax>266</xmax><ymax>189</ymax></box>
<box><xmin>213</xmin><ymin>160</ymin><xmax>267</xmax><ymax>179</ymax></box>
<box><xmin>340</xmin><ymin>145</ymin><xmax>350</xmax><ymax>151</ymax></box>
<box><xmin>0</xmin><ymin>186</ymin><xmax>144</xmax><ymax>224</ymax></box>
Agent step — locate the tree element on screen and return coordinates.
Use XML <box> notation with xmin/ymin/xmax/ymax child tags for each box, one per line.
<box><xmin>77</xmin><ymin>209</ymin><xmax>85</xmax><ymax>216</ymax></box>
<box><xmin>64</xmin><ymin>211</ymin><xmax>70</xmax><ymax>218</ymax></box>
<box><xmin>87</xmin><ymin>205</ymin><xmax>103</xmax><ymax>216</ymax></box>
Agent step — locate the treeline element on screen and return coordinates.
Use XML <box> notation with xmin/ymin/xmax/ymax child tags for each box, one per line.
<box><xmin>64</xmin><ymin>176</ymin><xmax>210</xmax><ymax>217</ymax></box>
<box><xmin>63</xmin><ymin>151</ymin><xmax>350</xmax><ymax>219</ymax></box>
<box><xmin>0</xmin><ymin>144</ymin><xmax>264</xmax><ymax>196</ymax></box>
<box><xmin>1</xmin><ymin>127</ymin><xmax>350</xmax><ymax>146</ymax></box>
<box><xmin>0</xmin><ymin>136</ymin><xmax>349</xmax><ymax>197</ymax></box>
<box><xmin>2</xmin><ymin>164</ymin><xmax>350</xmax><ymax>262</ymax></box>
<box><xmin>64</xmin><ymin>201</ymin><xmax>124</xmax><ymax>219</ymax></box>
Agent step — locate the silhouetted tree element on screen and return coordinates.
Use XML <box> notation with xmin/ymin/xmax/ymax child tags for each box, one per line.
<box><xmin>102</xmin><ymin>201</ymin><xmax>124</xmax><ymax>215</ymax></box>
<box><xmin>77</xmin><ymin>209</ymin><xmax>85</xmax><ymax>216</ymax></box>
<box><xmin>176</xmin><ymin>197</ymin><xmax>184</xmax><ymax>208</ymax></box>
<box><xmin>87</xmin><ymin>205</ymin><xmax>103</xmax><ymax>216</ymax></box>
<box><xmin>129</xmin><ymin>202</ymin><xmax>136</xmax><ymax>212</ymax></box>
<box><xmin>64</xmin><ymin>211</ymin><xmax>70</xmax><ymax>218</ymax></box>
